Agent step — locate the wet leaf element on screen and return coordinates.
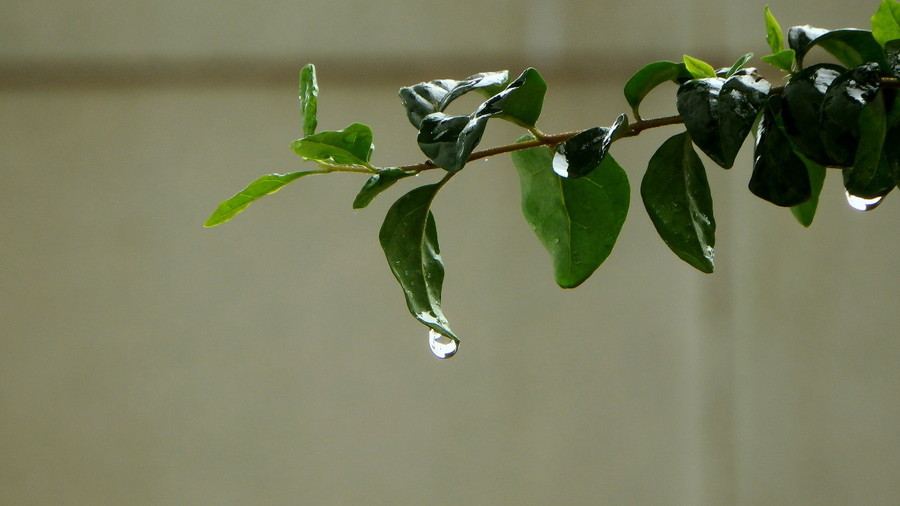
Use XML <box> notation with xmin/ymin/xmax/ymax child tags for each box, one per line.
<box><xmin>790</xmin><ymin>154</ymin><xmax>827</xmax><ymax>227</ymax></box>
<box><xmin>725</xmin><ymin>53</ymin><xmax>755</xmax><ymax>78</ymax></box>
<box><xmin>764</xmin><ymin>6</ymin><xmax>785</xmax><ymax>54</ymax></box>
<box><xmin>379</xmin><ymin>183</ymin><xmax>456</xmax><ymax>340</ymax></box>
<box><xmin>781</xmin><ymin>63</ymin><xmax>845</xmax><ymax>166</ymax></box>
<box><xmin>788</xmin><ymin>25</ymin><xmax>830</xmax><ymax>53</ymax></box>
<box><xmin>512</xmin><ymin>137</ymin><xmax>630</xmax><ymax>288</ymax></box>
<box><xmin>478</xmin><ymin>67</ymin><xmax>547</xmax><ymax>128</ymax></box>
<box><xmin>761</xmin><ymin>49</ymin><xmax>796</xmax><ymax>72</ymax></box>
<box><xmin>623</xmin><ymin>61</ymin><xmax>692</xmax><ymax>118</ymax></box>
<box><xmin>204</xmin><ymin>170</ymin><xmax>321</xmax><ymax>227</ymax></box>
<box><xmin>886</xmin><ymin>39</ymin><xmax>900</xmax><ymax>76</ymax></box>
<box><xmin>398</xmin><ymin>71</ymin><xmax>509</xmax><ymax>128</ymax></box>
<box><xmin>352</xmin><ymin>168</ymin><xmax>414</xmax><ymax>209</ymax></box>
<box><xmin>821</xmin><ymin>63</ymin><xmax>882</xmax><ymax>167</ymax></box>
<box><xmin>872</xmin><ymin>0</ymin><xmax>900</xmax><ymax>47</ymax></box>
<box><xmin>552</xmin><ymin>115</ymin><xmax>628</xmax><ymax>178</ymax></box>
<box><xmin>641</xmin><ymin>132</ymin><xmax>716</xmax><ymax>273</ymax></box>
<box><xmin>299</xmin><ymin>64</ymin><xmax>318</xmax><ymax>137</ymax></box>
<box><xmin>843</xmin><ymin>93</ymin><xmax>895</xmax><ymax>198</ymax></box>
<box><xmin>291</xmin><ymin>123</ymin><xmax>374</xmax><ymax>167</ymax></box>
<box><xmin>750</xmin><ymin>96</ymin><xmax>813</xmax><ymax>207</ymax></box>
<box><xmin>416</xmin><ymin>112</ymin><xmax>489</xmax><ymax>173</ymax></box>
<box><xmin>683</xmin><ymin>55</ymin><xmax>717</xmax><ymax>79</ymax></box>
<box><xmin>793</xmin><ymin>27</ymin><xmax>888</xmax><ymax>70</ymax></box>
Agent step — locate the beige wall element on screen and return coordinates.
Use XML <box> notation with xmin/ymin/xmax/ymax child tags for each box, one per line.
<box><xmin>2</xmin><ymin>1</ymin><xmax>898</xmax><ymax>504</ymax></box>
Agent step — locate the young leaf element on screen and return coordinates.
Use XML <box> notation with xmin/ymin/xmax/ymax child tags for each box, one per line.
<box><xmin>820</xmin><ymin>63</ymin><xmax>882</xmax><ymax>167</ymax></box>
<box><xmin>764</xmin><ymin>6</ymin><xmax>785</xmax><ymax>54</ymax></box>
<box><xmin>872</xmin><ymin>0</ymin><xmax>900</xmax><ymax>47</ymax></box>
<box><xmin>793</xmin><ymin>28</ymin><xmax>888</xmax><ymax>70</ymax></box>
<box><xmin>683</xmin><ymin>55</ymin><xmax>717</xmax><ymax>79</ymax></box>
<box><xmin>379</xmin><ymin>183</ymin><xmax>457</xmax><ymax>340</ymax></box>
<box><xmin>781</xmin><ymin>63</ymin><xmax>845</xmax><ymax>166</ymax></box>
<box><xmin>416</xmin><ymin>112</ymin><xmax>489</xmax><ymax>173</ymax></box>
<box><xmin>552</xmin><ymin>115</ymin><xmax>628</xmax><ymax>179</ymax></box>
<box><xmin>204</xmin><ymin>171</ymin><xmax>321</xmax><ymax>227</ymax></box>
<box><xmin>291</xmin><ymin>123</ymin><xmax>375</xmax><ymax>167</ymax></box>
<box><xmin>641</xmin><ymin>132</ymin><xmax>716</xmax><ymax>273</ymax></box>
<box><xmin>299</xmin><ymin>64</ymin><xmax>318</xmax><ymax>137</ymax></box>
<box><xmin>623</xmin><ymin>61</ymin><xmax>692</xmax><ymax>118</ymax></box>
<box><xmin>790</xmin><ymin>154</ymin><xmax>827</xmax><ymax>227</ymax></box>
<box><xmin>352</xmin><ymin>168</ymin><xmax>414</xmax><ymax>209</ymax></box>
<box><xmin>725</xmin><ymin>53</ymin><xmax>754</xmax><ymax>78</ymax></box>
<box><xmin>761</xmin><ymin>49</ymin><xmax>795</xmax><ymax>73</ymax></box>
<box><xmin>478</xmin><ymin>67</ymin><xmax>547</xmax><ymax>128</ymax></box>
<box><xmin>749</xmin><ymin>97</ymin><xmax>812</xmax><ymax>207</ymax></box>
<box><xmin>399</xmin><ymin>71</ymin><xmax>509</xmax><ymax>128</ymax></box>
<box><xmin>511</xmin><ymin>137</ymin><xmax>630</xmax><ymax>289</ymax></box>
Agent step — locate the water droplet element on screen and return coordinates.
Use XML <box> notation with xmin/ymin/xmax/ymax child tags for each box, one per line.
<box><xmin>704</xmin><ymin>245</ymin><xmax>716</xmax><ymax>261</ymax></box>
<box><xmin>552</xmin><ymin>152</ymin><xmax>570</xmax><ymax>178</ymax></box>
<box><xmin>845</xmin><ymin>191</ymin><xmax>883</xmax><ymax>211</ymax></box>
<box><xmin>428</xmin><ymin>329</ymin><xmax>459</xmax><ymax>359</ymax></box>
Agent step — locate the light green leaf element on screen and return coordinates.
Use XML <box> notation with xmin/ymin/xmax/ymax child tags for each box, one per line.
<box><xmin>379</xmin><ymin>183</ymin><xmax>457</xmax><ymax>340</ymax></box>
<box><xmin>761</xmin><ymin>49</ymin><xmax>796</xmax><ymax>72</ymax></box>
<box><xmin>479</xmin><ymin>67</ymin><xmax>547</xmax><ymax>128</ymax></box>
<box><xmin>623</xmin><ymin>61</ymin><xmax>691</xmax><ymax>118</ymax></box>
<box><xmin>204</xmin><ymin>171</ymin><xmax>320</xmax><ymax>227</ymax></box>
<box><xmin>512</xmin><ymin>136</ymin><xmax>630</xmax><ymax>288</ymax></box>
<box><xmin>764</xmin><ymin>6</ymin><xmax>785</xmax><ymax>54</ymax></box>
<box><xmin>641</xmin><ymin>132</ymin><xmax>716</xmax><ymax>273</ymax></box>
<box><xmin>725</xmin><ymin>53</ymin><xmax>754</xmax><ymax>78</ymax></box>
<box><xmin>683</xmin><ymin>55</ymin><xmax>717</xmax><ymax>79</ymax></box>
<box><xmin>352</xmin><ymin>168</ymin><xmax>414</xmax><ymax>209</ymax></box>
<box><xmin>872</xmin><ymin>0</ymin><xmax>900</xmax><ymax>47</ymax></box>
<box><xmin>299</xmin><ymin>64</ymin><xmax>318</xmax><ymax>137</ymax></box>
<box><xmin>791</xmin><ymin>154</ymin><xmax>826</xmax><ymax>227</ymax></box>
<box><xmin>291</xmin><ymin>123</ymin><xmax>374</xmax><ymax>167</ymax></box>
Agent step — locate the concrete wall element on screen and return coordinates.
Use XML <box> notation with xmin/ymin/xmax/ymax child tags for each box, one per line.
<box><xmin>2</xmin><ymin>1</ymin><xmax>898</xmax><ymax>504</ymax></box>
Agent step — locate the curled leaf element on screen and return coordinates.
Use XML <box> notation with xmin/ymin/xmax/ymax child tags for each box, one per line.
<box><xmin>416</xmin><ymin>113</ymin><xmax>489</xmax><ymax>173</ymax></box>
<box><xmin>781</xmin><ymin>63</ymin><xmax>845</xmax><ymax>166</ymax></box>
<box><xmin>552</xmin><ymin>114</ymin><xmax>628</xmax><ymax>178</ymax></box>
<box><xmin>291</xmin><ymin>123</ymin><xmax>375</xmax><ymax>167</ymax></box>
<box><xmin>299</xmin><ymin>64</ymin><xmax>318</xmax><ymax>137</ymax></box>
<box><xmin>750</xmin><ymin>96</ymin><xmax>813</xmax><ymax>207</ymax></box>
<box><xmin>352</xmin><ymin>168</ymin><xmax>414</xmax><ymax>209</ymax></box>
<box><xmin>820</xmin><ymin>63</ymin><xmax>882</xmax><ymax>167</ymax></box>
<box><xmin>399</xmin><ymin>71</ymin><xmax>509</xmax><ymax>128</ymax></box>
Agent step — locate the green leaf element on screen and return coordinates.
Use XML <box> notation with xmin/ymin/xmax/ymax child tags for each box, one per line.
<box><xmin>299</xmin><ymin>64</ymin><xmax>318</xmax><ymax>137</ymax></box>
<box><xmin>683</xmin><ymin>55</ymin><xmax>717</xmax><ymax>79</ymax></box>
<box><xmin>399</xmin><ymin>71</ymin><xmax>509</xmax><ymax>129</ymax></box>
<box><xmin>676</xmin><ymin>74</ymin><xmax>771</xmax><ymax>169</ymax></box>
<box><xmin>886</xmin><ymin>39</ymin><xmax>900</xmax><ymax>76</ymax></box>
<box><xmin>788</xmin><ymin>25</ymin><xmax>830</xmax><ymax>53</ymax></box>
<box><xmin>379</xmin><ymin>183</ymin><xmax>456</xmax><ymax>340</ymax></box>
<box><xmin>749</xmin><ymin>96</ymin><xmax>813</xmax><ymax>207</ymax></box>
<box><xmin>478</xmin><ymin>67</ymin><xmax>547</xmax><ymax>128</ymax></box>
<box><xmin>204</xmin><ymin>171</ymin><xmax>320</xmax><ymax>227</ymax></box>
<box><xmin>623</xmin><ymin>61</ymin><xmax>692</xmax><ymax>118</ymax></box>
<box><xmin>820</xmin><ymin>63</ymin><xmax>882</xmax><ymax>167</ymax></box>
<box><xmin>793</xmin><ymin>27</ymin><xmax>888</xmax><ymax>70</ymax></box>
<box><xmin>725</xmin><ymin>53</ymin><xmax>754</xmax><ymax>78</ymax></box>
<box><xmin>291</xmin><ymin>123</ymin><xmax>374</xmax><ymax>167</ymax></box>
<box><xmin>511</xmin><ymin>137</ymin><xmax>630</xmax><ymax>288</ymax></box>
<box><xmin>761</xmin><ymin>49</ymin><xmax>796</xmax><ymax>72</ymax></box>
<box><xmin>416</xmin><ymin>112</ymin><xmax>489</xmax><ymax>173</ymax></box>
<box><xmin>552</xmin><ymin>115</ymin><xmax>628</xmax><ymax>179</ymax></box>
<box><xmin>781</xmin><ymin>63</ymin><xmax>845</xmax><ymax>166</ymax></box>
<box><xmin>872</xmin><ymin>0</ymin><xmax>900</xmax><ymax>47</ymax></box>
<box><xmin>352</xmin><ymin>168</ymin><xmax>414</xmax><ymax>209</ymax></box>
<box><xmin>790</xmin><ymin>154</ymin><xmax>827</xmax><ymax>227</ymax></box>
<box><xmin>641</xmin><ymin>132</ymin><xmax>716</xmax><ymax>273</ymax></box>
<box><xmin>765</xmin><ymin>6</ymin><xmax>785</xmax><ymax>53</ymax></box>
<box><xmin>843</xmin><ymin>93</ymin><xmax>895</xmax><ymax>199</ymax></box>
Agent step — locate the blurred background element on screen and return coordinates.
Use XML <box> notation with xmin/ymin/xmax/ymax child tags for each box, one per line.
<box><xmin>2</xmin><ymin>1</ymin><xmax>898</xmax><ymax>504</ymax></box>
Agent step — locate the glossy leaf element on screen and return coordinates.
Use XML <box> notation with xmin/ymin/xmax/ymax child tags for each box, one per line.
<box><xmin>641</xmin><ymin>132</ymin><xmax>716</xmax><ymax>273</ymax></box>
<box><xmin>790</xmin><ymin>154</ymin><xmax>827</xmax><ymax>227</ymax></box>
<box><xmin>683</xmin><ymin>55</ymin><xmax>717</xmax><ymax>79</ymax></box>
<box><xmin>204</xmin><ymin>171</ymin><xmax>320</xmax><ymax>227</ymax></box>
<box><xmin>761</xmin><ymin>49</ymin><xmax>796</xmax><ymax>72</ymax></box>
<box><xmin>299</xmin><ymin>64</ymin><xmax>318</xmax><ymax>137</ymax></box>
<box><xmin>725</xmin><ymin>53</ymin><xmax>754</xmax><ymax>78</ymax></box>
<box><xmin>872</xmin><ymin>0</ymin><xmax>900</xmax><ymax>47</ymax></box>
<box><xmin>478</xmin><ymin>68</ymin><xmax>547</xmax><ymax>128</ymax></box>
<box><xmin>676</xmin><ymin>74</ymin><xmax>770</xmax><ymax>169</ymax></box>
<box><xmin>843</xmin><ymin>93</ymin><xmax>895</xmax><ymax>199</ymax></box>
<box><xmin>552</xmin><ymin>115</ymin><xmax>628</xmax><ymax>179</ymax></box>
<box><xmin>821</xmin><ymin>63</ymin><xmax>882</xmax><ymax>167</ymax></box>
<box><xmin>511</xmin><ymin>137</ymin><xmax>630</xmax><ymax>288</ymax></box>
<box><xmin>886</xmin><ymin>39</ymin><xmax>900</xmax><ymax>76</ymax></box>
<box><xmin>781</xmin><ymin>63</ymin><xmax>845</xmax><ymax>166</ymax></box>
<box><xmin>399</xmin><ymin>71</ymin><xmax>509</xmax><ymax>128</ymax></box>
<box><xmin>793</xmin><ymin>28</ymin><xmax>888</xmax><ymax>70</ymax></box>
<box><xmin>379</xmin><ymin>183</ymin><xmax>456</xmax><ymax>340</ymax></box>
<box><xmin>417</xmin><ymin>112</ymin><xmax>489</xmax><ymax>173</ymax></box>
<box><xmin>788</xmin><ymin>25</ymin><xmax>830</xmax><ymax>53</ymax></box>
<box><xmin>764</xmin><ymin>6</ymin><xmax>785</xmax><ymax>53</ymax></box>
<box><xmin>750</xmin><ymin>96</ymin><xmax>812</xmax><ymax>207</ymax></box>
<box><xmin>352</xmin><ymin>168</ymin><xmax>414</xmax><ymax>209</ymax></box>
<box><xmin>623</xmin><ymin>61</ymin><xmax>692</xmax><ymax>118</ymax></box>
<box><xmin>291</xmin><ymin>123</ymin><xmax>375</xmax><ymax>167</ymax></box>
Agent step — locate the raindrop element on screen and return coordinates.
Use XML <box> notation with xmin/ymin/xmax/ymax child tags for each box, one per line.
<box><xmin>845</xmin><ymin>191</ymin><xmax>883</xmax><ymax>211</ymax></box>
<box><xmin>428</xmin><ymin>329</ymin><xmax>459</xmax><ymax>359</ymax></box>
<box><xmin>552</xmin><ymin>152</ymin><xmax>570</xmax><ymax>178</ymax></box>
<box><xmin>704</xmin><ymin>245</ymin><xmax>716</xmax><ymax>261</ymax></box>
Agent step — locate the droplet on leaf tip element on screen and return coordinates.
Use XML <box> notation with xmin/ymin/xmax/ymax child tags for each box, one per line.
<box><xmin>428</xmin><ymin>329</ymin><xmax>459</xmax><ymax>359</ymax></box>
<box><xmin>845</xmin><ymin>191</ymin><xmax>883</xmax><ymax>211</ymax></box>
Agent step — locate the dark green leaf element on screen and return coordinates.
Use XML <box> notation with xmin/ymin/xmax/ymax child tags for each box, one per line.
<box><xmin>623</xmin><ymin>61</ymin><xmax>692</xmax><ymax>118</ymax></box>
<box><xmin>204</xmin><ymin>171</ymin><xmax>320</xmax><ymax>227</ymax></box>
<box><xmin>790</xmin><ymin>154</ymin><xmax>827</xmax><ymax>227</ymax></box>
<box><xmin>886</xmin><ymin>39</ymin><xmax>900</xmax><ymax>76</ymax></box>
<box><xmin>478</xmin><ymin>68</ymin><xmax>547</xmax><ymax>128</ymax></box>
<box><xmin>379</xmin><ymin>183</ymin><xmax>456</xmax><ymax>340</ymax></box>
<box><xmin>641</xmin><ymin>132</ymin><xmax>716</xmax><ymax>273</ymax></box>
<box><xmin>887</xmin><ymin>104</ymin><xmax>900</xmax><ymax>186</ymax></box>
<box><xmin>511</xmin><ymin>137</ymin><xmax>630</xmax><ymax>288</ymax></box>
<box><xmin>725</xmin><ymin>53</ymin><xmax>755</xmax><ymax>78</ymax></box>
<box><xmin>416</xmin><ymin>112</ymin><xmax>489</xmax><ymax>173</ymax></box>
<box><xmin>352</xmin><ymin>168</ymin><xmax>414</xmax><ymax>209</ymax></box>
<box><xmin>299</xmin><ymin>64</ymin><xmax>318</xmax><ymax>137</ymax></box>
<box><xmin>683</xmin><ymin>55</ymin><xmax>717</xmax><ymax>79</ymax></box>
<box><xmin>793</xmin><ymin>28</ymin><xmax>888</xmax><ymax>70</ymax></box>
<box><xmin>761</xmin><ymin>49</ymin><xmax>796</xmax><ymax>72</ymax></box>
<box><xmin>872</xmin><ymin>0</ymin><xmax>900</xmax><ymax>47</ymax></box>
<box><xmin>788</xmin><ymin>25</ymin><xmax>830</xmax><ymax>53</ymax></box>
<box><xmin>398</xmin><ymin>71</ymin><xmax>509</xmax><ymax>129</ymax></box>
<box><xmin>552</xmin><ymin>115</ymin><xmax>628</xmax><ymax>179</ymax></box>
<box><xmin>821</xmin><ymin>63</ymin><xmax>882</xmax><ymax>167</ymax></box>
<box><xmin>765</xmin><ymin>6</ymin><xmax>785</xmax><ymax>54</ymax></box>
<box><xmin>781</xmin><ymin>63</ymin><xmax>845</xmax><ymax>166</ymax></box>
<box><xmin>291</xmin><ymin>123</ymin><xmax>375</xmax><ymax>167</ymax></box>
<box><xmin>750</xmin><ymin>96</ymin><xmax>813</xmax><ymax>207</ymax></box>
<box><xmin>676</xmin><ymin>74</ymin><xmax>771</xmax><ymax>168</ymax></box>
<box><xmin>843</xmin><ymin>93</ymin><xmax>895</xmax><ymax>198</ymax></box>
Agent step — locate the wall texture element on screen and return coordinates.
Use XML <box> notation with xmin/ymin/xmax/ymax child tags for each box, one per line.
<box><xmin>2</xmin><ymin>1</ymin><xmax>898</xmax><ymax>504</ymax></box>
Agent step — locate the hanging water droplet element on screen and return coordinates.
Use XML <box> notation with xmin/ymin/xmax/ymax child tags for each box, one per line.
<box><xmin>552</xmin><ymin>151</ymin><xmax>570</xmax><ymax>178</ymax></box>
<box><xmin>845</xmin><ymin>191</ymin><xmax>884</xmax><ymax>211</ymax></box>
<box><xmin>428</xmin><ymin>329</ymin><xmax>459</xmax><ymax>359</ymax></box>
<box><xmin>704</xmin><ymin>245</ymin><xmax>716</xmax><ymax>261</ymax></box>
